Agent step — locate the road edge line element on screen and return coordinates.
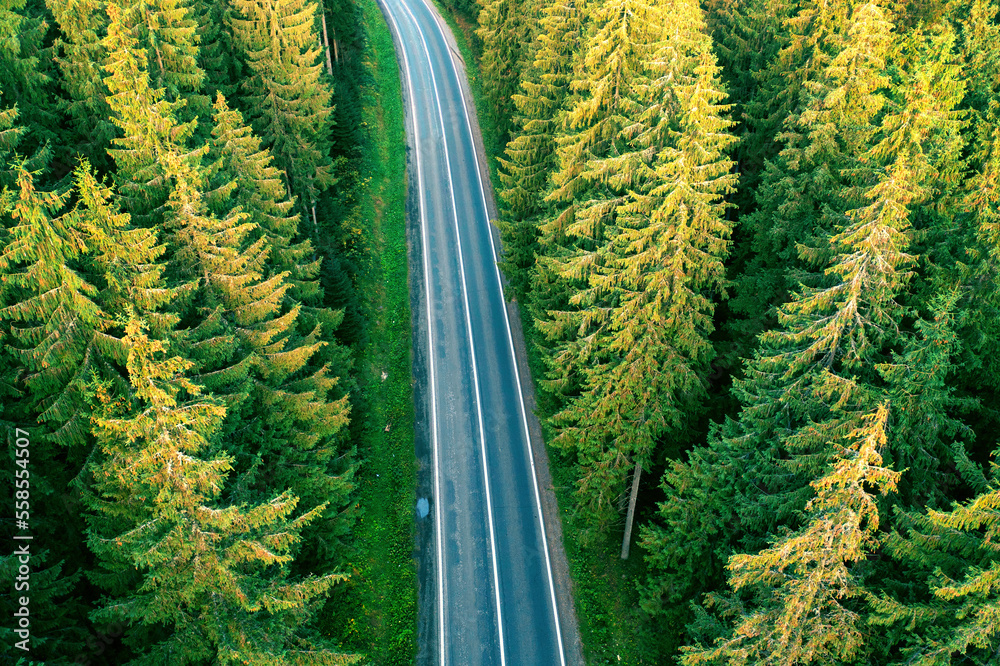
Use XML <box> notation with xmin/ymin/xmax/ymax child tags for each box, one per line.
<box><xmin>373</xmin><ymin>3</ymin><xmax>448</xmax><ymax>663</ymax></box>
<box><xmin>412</xmin><ymin>1</ymin><xmax>570</xmax><ymax>664</ymax></box>
<box><xmin>394</xmin><ymin>2</ymin><xmax>508</xmax><ymax>664</ymax></box>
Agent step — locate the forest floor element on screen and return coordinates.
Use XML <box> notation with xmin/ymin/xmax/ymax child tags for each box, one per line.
<box><xmin>323</xmin><ymin>0</ymin><xmax>419</xmax><ymax>662</ymax></box>
<box><xmin>430</xmin><ymin>5</ymin><xmax>666</xmax><ymax>665</ymax></box>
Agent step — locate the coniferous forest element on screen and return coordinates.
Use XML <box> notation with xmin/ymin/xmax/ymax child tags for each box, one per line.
<box><xmin>3</xmin><ymin>0</ymin><xmax>1000</xmax><ymax>659</ymax></box>
<box><xmin>463</xmin><ymin>0</ymin><xmax>1000</xmax><ymax>661</ymax></box>
<box><xmin>0</xmin><ymin>0</ymin><xmax>407</xmax><ymax>661</ymax></box>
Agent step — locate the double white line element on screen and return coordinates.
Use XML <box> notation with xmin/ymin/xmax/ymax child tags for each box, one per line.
<box><xmin>378</xmin><ymin>0</ymin><xmax>567</xmax><ymax>663</ymax></box>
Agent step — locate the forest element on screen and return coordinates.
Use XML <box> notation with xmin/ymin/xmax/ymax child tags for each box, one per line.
<box><xmin>0</xmin><ymin>0</ymin><xmax>416</xmax><ymax>662</ymax></box>
<box><xmin>456</xmin><ymin>0</ymin><xmax>1000</xmax><ymax>661</ymax></box>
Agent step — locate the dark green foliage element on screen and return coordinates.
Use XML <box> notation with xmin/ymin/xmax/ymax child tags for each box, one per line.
<box><xmin>84</xmin><ymin>317</ymin><xmax>359</xmax><ymax>664</ymax></box>
<box><xmin>0</xmin><ymin>0</ymin><xmax>372</xmax><ymax>657</ymax></box>
<box><xmin>496</xmin><ymin>0</ymin><xmax>582</xmax><ymax>300</ymax></box>
<box><xmin>476</xmin><ymin>0</ymin><xmax>536</xmax><ymax>141</ymax></box>
<box><xmin>466</xmin><ymin>0</ymin><xmax>1000</xmax><ymax>659</ymax></box>
<box><xmin>228</xmin><ymin>0</ymin><xmax>336</xmax><ymax>211</ymax></box>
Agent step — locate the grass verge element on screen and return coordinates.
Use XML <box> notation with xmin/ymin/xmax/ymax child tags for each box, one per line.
<box><xmin>428</xmin><ymin>5</ymin><xmax>669</xmax><ymax>664</ymax></box>
<box><xmin>323</xmin><ymin>0</ymin><xmax>417</xmax><ymax>662</ymax></box>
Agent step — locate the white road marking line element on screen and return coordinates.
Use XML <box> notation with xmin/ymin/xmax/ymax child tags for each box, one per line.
<box><xmin>374</xmin><ymin>2</ymin><xmax>447</xmax><ymax>662</ymax></box>
<box><xmin>384</xmin><ymin>0</ymin><xmax>508</xmax><ymax>664</ymax></box>
<box><xmin>412</xmin><ymin>1</ymin><xmax>568</xmax><ymax>663</ymax></box>
<box><xmin>394</xmin><ymin>3</ymin><xmax>509</xmax><ymax>665</ymax></box>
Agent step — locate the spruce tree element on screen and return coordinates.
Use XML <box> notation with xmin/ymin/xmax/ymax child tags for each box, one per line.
<box><xmin>702</xmin><ymin>0</ymin><xmax>795</xmax><ymax>214</ymax></box>
<box><xmin>84</xmin><ymin>316</ymin><xmax>359</xmax><ymax>664</ymax></box>
<box><xmin>642</xmin><ymin>7</ymin><xmax>970</xmax><ymax>652</ymax></box>
<box><xmin>228</xmin><ymin>0</ymin><xmax>336</xmax><ymax>217</ymax></box>
<box><xmin>876</xmin><ymin>291</ymin><xmax>979</xmax><ymax>508</ymax></box>
<box><xmin>206</xmin><ymin>93</ymin><xmax>354</xmax><ymax>546</ymax></box>
<box><xmin>496</xmin><ymin>0</ymin><xmax>582</xmax><ymax>299</ymax></box>
<box><xmin>110</xmin><ymin>0</ymin><xmax>209</xmax><ymax>122</ymax></box>
<box><xmin>0</xmin><ymin>0</ymin><xmax>57</xmax><ymax>161</ymax></box>
<box><xmin>952</xmin><ymin>0</ymin><xmax>1000</xmax><ymax>405</ymax></box>
<box><xmin>49</xmin><ymin>0</ymin><xmax>116</xmax><ymax>168</ymax></box>
<box><xmin>0</xmin><ymin>548</ymin><xmax>86</xmax><ymax>659</ymax></box>
<box><xmin>532</xmin><ymin>0</ymin><xmax>668</xmax><ymax>392</ymax></box>
<box><xmin>206</xmin><ymin>93</ymin><xmax>322</xmax><ymax>304</ymax></box>
<box><xmin>535</xmin><ymin>0</ymin><xmax>737</xmax><ymax>544</ymax></box>
<box><xmin>680</xmin><ymin>405</ymin><xmax>899</xmax><ymax>666</ymax></box>
<box><xmin>0</xmin><ymin>162</ymin><xmax>108</xmax><ymax>442</ymax></box>
<box><xmin>728</xmin><ymin>0</ymin><xmax>882</xmax><ymax>334</ymax></box>
<box><xmin>476</xmin><ymin>0</ymin><xmax>536</xmax><ymax>140</ymax></box>
<box><xmin>191</xmin><ymin>0</ymin><xmax>242</xmax><ymax>98</ymax></box>
<box><xmin>103</xmin><ymin>0</ymin><xmax>354</xmax><ymax>561</ymax></box>
<box><xmin>102</xmin><ymin>2</ymin><xmax>200</xmax><ymax>225</ymax></box>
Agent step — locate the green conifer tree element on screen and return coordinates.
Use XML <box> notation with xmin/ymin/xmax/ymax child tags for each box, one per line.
<box><xmin>84</xmin><ymin>316</ymin><xmax>360</xmax><ymax>664</ymax></box>
<box><xmin>876</xmin><ymin>291</ymin><xmax>979</xmax><ymax>508</ymax></box>
<box><xmin>476</xmin><ymin>0</ymin><xmax>536</xmax><ymax>140</ymax></box>
<box><xmin>531</xmin><ymin>0</ymin><xmax>668</xmax><ymax>396</ymax></box>
<box><xmin>0</xmin><ymin>548</ymin><xmax>86</xmax><ymax>659</ymax></box>
<box><xmin>228</xmin><ymin>0</ymin><xmax>336</xmax><ymax>216</ymax></box>
<box><xmin>681</xmin><ymin>406</ymin><xmax>899</xmax><ymax>666</ymax></box>
<box><xmin>0</xmin><ymin>0</ymin><xmax>57</xmax><ymax>161</ymax></box>
<box><xmin>702</xmin><ymin>0</ymin><xmax>795</xmax><ymax>214</ymax></box>
<box><xmin>191</xmin><ymin>0</ymin><xmax>242</xmax><ymax>98</ymax></box>
<box><xmin>49</xmin><ymin>0</ymin><xmax>116</xmax><ymax>168</ymax></box>
<box><xmin>496</xmin><ymin>0</ymin><xmax>582</xmax><ymax>299</ymax></box>
<box><xmin>109</xmin><ymin>0</ymin><xmax>209</xmax><ymax>120</ymax></box>
<box><xmin>641</xmin><ymin>8</ymin><xmax>970</xmax><ymax>652</ymax></box>
<box><xmin>206</xmin><ymin>93</ymin><xmax>322</xmax><ymax>304</ymax></box>
<box><xmin>102</xmin><ymin>3</ymin><xmax>200</xmax><ymax>225</ymax></box>
<box><xmin>103</xmin><ymin>8</ymin><xmax>354</xmax><ymax>562</ymax></box>
<box><xmin>535</xmin><ymin>0</ymin><xmax>737</xmax><ymax>545</ymax></box>
<box><xmin>729</xmin><ymin>0</ymin><xmax>884</xmax><ymax>333</ymax></box>
<box><xmin>0</xmin><ymin>163</ymin><xmax>109</xmax><ymax>441</ymax></box>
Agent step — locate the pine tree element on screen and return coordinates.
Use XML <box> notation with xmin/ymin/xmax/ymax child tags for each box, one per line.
<box><xmin>84</xmin><ymin>316</ymin><xmax>360</xmax><ymax>664</ymax></box>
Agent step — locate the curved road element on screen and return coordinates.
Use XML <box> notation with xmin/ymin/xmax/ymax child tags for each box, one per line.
<box><xmin>374</xmin><ymin>0</ymin><xmax>577</xmax><ymax>664</ymax></box>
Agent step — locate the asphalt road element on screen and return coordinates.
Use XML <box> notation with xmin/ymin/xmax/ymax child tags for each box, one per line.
<box><xmin>374</xmin><ymin>0</ymin><xmax>571</xmax><ymax>664</ymax></box>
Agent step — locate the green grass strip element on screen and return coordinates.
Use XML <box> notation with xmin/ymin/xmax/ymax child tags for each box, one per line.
<box><xmin>324</xmin><ymin>0</ymin><xmax>417</xmax><ymax>662</ymax></box>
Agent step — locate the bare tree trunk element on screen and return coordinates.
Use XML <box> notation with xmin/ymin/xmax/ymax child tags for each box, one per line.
<box><xmin>321</xmin><ymin>12</ymin><xmax>334</xmax><ymax>74</ymax></box>
<box><xmin>621</xmin><ymin>461</ymin><xmax>642</xmax><ymax>560</ymax></box>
